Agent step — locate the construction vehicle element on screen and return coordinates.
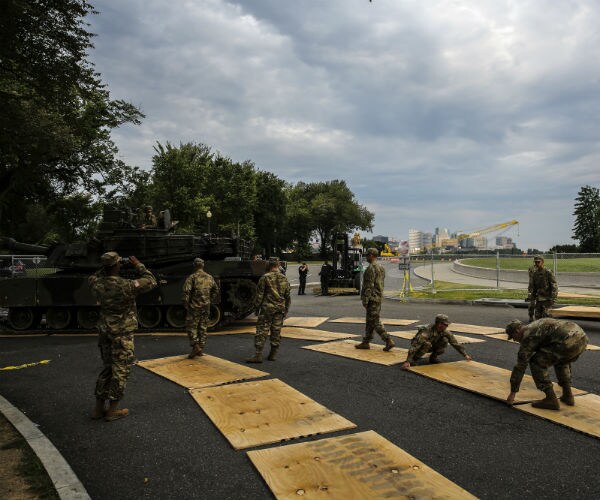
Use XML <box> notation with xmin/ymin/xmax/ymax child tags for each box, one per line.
<box><xmin>425</xmin><ymin>220</ymin><xmax>519</xmax><ymax>251</ymax></box>
<box><xmin>0</xmin><ymin>207</ymin><xmax>268</xmax><ymax>331</ymax></box>
<box><xmin>380</xmin><ymin>243</ymin><xmax>397</xmax><ymax>257</ymax></box>
<box><xmin>329</xmin><ymin>232</ymin><xmax>363</xmax><ymax>291</ymax></box>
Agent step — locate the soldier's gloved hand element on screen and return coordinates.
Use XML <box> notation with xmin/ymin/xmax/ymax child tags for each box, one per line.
<box><xmin>401</xmin><ymin>361</ymin><xmax>411</xmax><ymax>370</ymax></box>
<box><xmin>361</xmin><ymin>299</ymin><xmax>368</xmax><ymax>308</ymax></box>
<box><xmin>129</xmin><ymin>256</ymin><xmax>141</xmax><ymax>267</ymax></box>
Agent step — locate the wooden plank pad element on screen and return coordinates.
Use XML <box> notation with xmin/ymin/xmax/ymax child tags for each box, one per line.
<box><xmin>329</xmin><ymin>317</ymin><xmax>417</xmax><ymax>326</ymax></box>
<box><xmin>447</xmin><ymin>323</ymin><xmax>504</xmax><ymax>335</ymax></box>
<box><xmin>189</xmin><ymin>378</ymin><xmax>356</xmax><ymax>450</ymax></box>
<box><xmin>209</xmin><ymin>326</ymin><xmax>255</xmax><ymax>335</ymax></box>
<box><xmin>247</xmin><ymin>430</ymin><xmax>476</xmax><ymax>500</ymax></box>
<box><xmin>303</xmin><ymin>340</ymin><xmax>410</xmax><ymax>366</ymax></box>
<box><xmin>550</xmin><ymin>306</ymin><xmax>600</xmax><ymax>319</ymax></box>
<box><xmin>486</xmin><ymin>333</ymin><xmax>600</xmax><ymax>351</ymax></box>
<box><xmin>137</xmin><ymin>355</ymin><xmax>268</xmax><ymax>389</ymax></box>
<box><xmin>389</xmin><ymin>331</ymin><xmax>486</xmax><ymax>344</ymax></box>
<box><xmin>282</xmin><ymin>327</ymin><xmax>358</xmax><ymax>341</ymax></box>
<box><xmin>408</xmin><ymin>360</ymin><xmax>585</xmax><ymax>404</ymax></box>
<box><xmin>515</xmin><ymin>393</ymin><xmax>600</xmax><ymax>439</ymax></box>
<box><xmin>284</xmin><ymin>317</ymin><xmax>329</xmax><ymax>328</ymax></box>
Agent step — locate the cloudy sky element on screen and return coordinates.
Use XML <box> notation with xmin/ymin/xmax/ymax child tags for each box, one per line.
<box><xmin>88</xmin><ymin>0</ymin><xmax>600</xmax><ymax>250</ymax></box>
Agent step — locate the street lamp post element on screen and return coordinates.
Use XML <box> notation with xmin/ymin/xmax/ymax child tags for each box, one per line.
<box><xmin>206</xmin><ymin>210</ymin><xmax>212</xmax><ymax>234</ymax></box>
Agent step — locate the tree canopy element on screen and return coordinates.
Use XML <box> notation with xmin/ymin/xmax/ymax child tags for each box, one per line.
<box><xmin>0</xmin><ymin>0</ymin><xmax>143</xmax><ymax>240</ymax></box>
<box><xmin>572</xmin><ymin>185</ymin><xmax>600</xmax><ymax>252</ymax></box>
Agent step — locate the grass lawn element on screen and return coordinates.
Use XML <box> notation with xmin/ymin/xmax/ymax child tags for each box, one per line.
<box><xmin>397</xmin><ymin>280</ymin><xmax>600</xmax><ymax>306</ymax></box>
<box><xmin>461</xmin><ymin>257</ymin><xmax>600</xmax><ymax>273</ymax></box>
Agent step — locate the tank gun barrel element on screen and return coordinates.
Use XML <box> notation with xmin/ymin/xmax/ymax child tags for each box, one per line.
<box><xmin>0</xmin><ymin>237</ymin><xmax>49</xmax><ymax>255</ymax></box>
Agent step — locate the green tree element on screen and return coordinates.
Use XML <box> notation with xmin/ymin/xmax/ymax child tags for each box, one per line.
<box><xmin>0</xmin><ymin>0</ymin><xmax>143</xmax><ymax>240</ymax></box>
<box><xmin>572</xmin><ymin>185</ymin><xmax>600</xmax><ymax>252</ymax></box>
<box><xmin>307</xmin><ymin>180</ymin><xmax>374</xmax><ymax>257</ymax></box>
<box><xmin>253</xmin><ymin>171</ymin><xmax>286</xmax><ymax>257</ymax></box>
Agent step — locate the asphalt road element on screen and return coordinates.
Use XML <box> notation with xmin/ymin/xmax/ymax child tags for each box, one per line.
<box><xmin>1</xmin><ymin>294</ymin><xmax>600</xmax><ymax>500</ymax></box>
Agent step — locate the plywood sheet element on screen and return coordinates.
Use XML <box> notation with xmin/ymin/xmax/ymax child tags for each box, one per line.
<box><xmin>329</xmin><ymin>317</ymin><xmax>417</xmax><ymax>326</ymax></box>
<box><xmin>190</xmin><ymin>378</ymin><xmax>356</xmax><ymax>450</ymax></box>
<box><xmin>389</xmin><ymin>331</ymin><xmax>486</xmax><ymax>344</ymax></box>
<box><xmin>208</xmin><ymin>326</ymin><xmax>255</xmax><ymax>335</ymax></box>
<box><xmin>408</xmin><ymin>360</ymin><xmax>585</xmax><ymax>404</ymax></box>
<box><xmin>303</xmin><ymin>340</ymin><xmax>410</xmax><ymax>366</ymax></box>
<box><xmin>486</xmin><ymin>333</ymin><xmax>600</xmax><ymax>351</ymax></box>
<box><xmin>247</xmin><ymin>430</ymin><xmax>476</xmax><ymax>500</ymax></box>
<box><xmin>448</xmin><ymin>323</ymin><xmax>504</xmax><ymax>335</ymax></box>
<box><xmin>284</xmin><ymin>317</ymin><xmax>329</xmax><ymax>328</ymax></box>
<box><xmin>137</xmin><ymin>354</ymin><xmax>268</xmax><ymax>389</ymax></box>
<box><xmin>282</xmin><ymin>327</ymin><xmax>358</xmax><ymax>341</ymax></box>
<box><xmin>550</xmin><ymin>306</ymin><xmax>600</xmax><ymax>319</ymax></box>
<box><xmin>515</xmin><ymin>393</ymin><xmax>600</xmax><ymax>439</ymax></box>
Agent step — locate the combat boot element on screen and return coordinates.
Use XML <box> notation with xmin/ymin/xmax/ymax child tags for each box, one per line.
<box><xmin>104</xmin><ymin>401</ymin><xmax>129</xmax><ymax>422</ymax></box>
<box><xmin>355</xmin><ymin>341</ymin><xmax>370</xmax><ymax>350</ymax></box>
<box><xmin>188</xmin><ymin>343</ymin><xmax>204</xmax><ymax>359</ymax></box>
<box><xmin>267</xmin><ymin>345</ymin><xmax>279</xmax><ymax>361</ymax></box>
<box><xmin>383</xmin><ymin>338</ymin><xmax>395</xmax><ymax>352</ymax></box>
<box><xmin>429</xmin><ymin>354</ymin><xmax>441</xmax><ymax>364</ymax></box>
<box><xmin>246</xmin><ymin>349</ymin><xmax>263</xmax><ymax>363</ymax></box>
<box><xmin>532</xmin><ymin>388</ymin><xmax>560</xmax><ymax>410</ymax></box>
<box><xmin>560</xmin><ymin>385</ymin><xmax>575</xmax><ymax>406</ymax></box>
<box><xmin>91</xmin><ymin>399</ymin><xmax>106</xmax><ymax>420</ymax></box>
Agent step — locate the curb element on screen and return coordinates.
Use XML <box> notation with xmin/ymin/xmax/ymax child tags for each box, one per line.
<box><xmin>0</xmin><ymin>394</ymin><xmax>90</xmax><ymax>500</ymax></box>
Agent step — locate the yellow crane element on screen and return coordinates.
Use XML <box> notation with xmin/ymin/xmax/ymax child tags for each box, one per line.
<box><xmin>380</xmin><ymin>243</ymin><xmax>396</xmax><ymax>257</ymax></box>
<box><xmin>426</xmin><ymin>220</ymin><xmax>519</xmax><ymax>250</ymax></box>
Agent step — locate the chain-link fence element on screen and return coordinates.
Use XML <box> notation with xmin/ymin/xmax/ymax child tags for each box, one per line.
<box><xmin>0</xmin><ymin>255</ymin><xmax>54</xmax><ymax>278</ymax></box>
<box><xmin>405</xmin><ymin>252</ymin><xmax>600</xmax><ymax>293</ymax></box>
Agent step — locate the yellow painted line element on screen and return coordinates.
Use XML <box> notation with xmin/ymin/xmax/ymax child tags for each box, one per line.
<box><xmin>1</xmin><ymin>359</ymin><xmax>51</xmax><ymax>371</ymax></box>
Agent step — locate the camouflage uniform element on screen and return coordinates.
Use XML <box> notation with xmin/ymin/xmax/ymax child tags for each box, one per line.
<box><xmin>406</xmin><ymin>323</ymin><xmax>468</xmax><ymax>363</ymax></box>
<box><xmin>510</xmin><ymin>318</ymin><xmax>588</xmax><ymax>393</ymax></box>
<box><xmin>527</xmin><ymin>265</ymin><xmax>536</xmax><ymax>321</ymax></box>
<box><xmin>253</xmin><ymin>269</ymin><xmax>291</xmax><ymax>350</ymax></box>
<box><xmin>528</xmin><ymin>266</ymin><xmax>558</xmax><ymax>320</ymax></box>
<box><xmin>89</xmin><ymin>263</ymin><xmax>156</xmax><ymax>401</ymax></box>
<box><xmin>142</xmin><ymin>212</ymin><xmax>157</xmax><ymax>228</ymax></box>
<box><xmin>182</xmin><ymin>269</ymin><xmax>219</xmax><ymax>347</ymax></box>
<box><xmin>360</xmin><ymin>260</ymin><xmax>392</xmax><ymax>343</ymax></box>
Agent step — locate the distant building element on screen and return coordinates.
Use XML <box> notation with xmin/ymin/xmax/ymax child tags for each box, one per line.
<box><xmin>373</xmin><ymin>235</ymin><xmax>389</xmax><ymax>244</ymax></box>
<box><xmin>408</xmin><ymin>229</ymin><xmax>423</xmax><ymax>254</ymax></box>
<box><xmin>461</xmin><ymin>237</ymin><xmax>488</xmax><ymax>249</ymax></box>
<box><xmin>496</xmin><ymin>236</ymin><xmax>516</xmax><ymax>250</ymax></box>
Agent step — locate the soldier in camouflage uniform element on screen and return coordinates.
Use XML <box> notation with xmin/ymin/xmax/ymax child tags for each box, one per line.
<box><xmin>401</xmin><ymin>314</ymin><xmax>473</xmax><ymax>369</ymax></box>
<box><xmin>89</xmin><ymin>252</ymin><xmax>157</xmax><ymax>421</ymax></box>
<box><xmin>246</xmin><ymin>259</ymin><xmax>291</xmax><ymax>363</ymax></box>
<box><xmin>528</xmin><ymin>255</ymin><xmax>558</xmax><ymax>320</ymax></box>
<box><xmin>526</xmin><ymin>264</ymin><xmax>536</xmax><ymax>322</ymax></box>
<box><xmin>355</xmin><ymin>248</ymin><xmax>395</xmax><ymax>351</ymax></box>
<box><xmin>140</xmin><ymin>205</ymin><xmax>158</xmax><ymax>229</ymax></box>
<box><xmin>182</xmin><ymin>257</ymin><xmax>220</xmax><ymax>358</ymax></box>
<box><xmin>505</xmin><ymin>318</ymin><xmax>588</xmax><ymax>410</ymax></box>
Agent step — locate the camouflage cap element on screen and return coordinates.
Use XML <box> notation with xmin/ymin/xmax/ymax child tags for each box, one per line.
<box><xmin>505</xmin><ymin>319</ymin><xmax>523</xmax><ymax>339</ymax></box>
<box><xmin>435</xmin><ymin>313</ymin><xmax>450</xmax><ymax>325</ymax></box>
<box><xmin>193</xmin><ymin>257</ymin><xmax>204</xmax><ymax>267</ymax></box>
<box><xmin>533</xmin><ymin>255</ymin><xmax>544</xmax><ymax>262</ymax></box>
<box><xmin>101</xmin><ymin>251</ymin><xmax>120</xmax><ymax>268</ymax></box>
<box><xmin>366</xmin><ymin>247</ymin><xmax>379</xmax><ymax>257</ymax></box>
<box><xmin>145</xmin><ymin>205</ymin><xmax>153</xmax><ymax>211</ymax></box>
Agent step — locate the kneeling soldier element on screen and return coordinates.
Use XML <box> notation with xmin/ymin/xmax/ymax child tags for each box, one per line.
<box><xmin>401</xmin><ymin>314</ymin><xmax>472</xmax><ymax>369</ymax></box>
<box><xmin>505</xmin><ymin>318</ymin><xmax>588</xmax><ymax>410</ymax></box>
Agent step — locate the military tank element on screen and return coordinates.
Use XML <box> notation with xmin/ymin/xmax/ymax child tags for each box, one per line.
<box><xmin>0</xmin><ymin>207</ymin><xmax>268</xmax><ymax>331</ymax></box>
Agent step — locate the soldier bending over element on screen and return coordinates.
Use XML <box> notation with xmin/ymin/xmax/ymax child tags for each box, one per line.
<box><xmin>401</xmin><ymin>314</ymin><xmax>472</xmax><ymax>369</ymax></box>
<box><xmin>505</xmin><ymin>318</ymin><xmax>588</xmax><ymax>410</ymax></box>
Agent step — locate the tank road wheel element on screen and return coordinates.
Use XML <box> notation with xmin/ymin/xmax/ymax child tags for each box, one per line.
<box><xmin>227</xmin><ymin>279</ymin><xmax>258</xmax><ymax>317</ymax></box>
<box><xmin>8</xmin><ymin>307</ymin><xmax>39</xmax><ymax>331</ymax></box>
<box><xmin>46</xmin><ymin>308</ymin><xmax>72</xmax><ymax>330</ymax></box>
<box><xmin>166</xmin><ymin>305</ymin><xmax>187</xmax><ymax>328</ymax></box>
<box><xmin>77</xmin><ymin>307</ymin><xmax>99</xmax><ymax>330</ymax></box>
<box><xmin>137</xmin><ymin>306</ymin><xmax>162</xmax><ymax>329</ymax></box>
<box><xmin>207</xmin><ymin>305</ymin><xmax>222</xmax><ymax>330</ymax></box>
